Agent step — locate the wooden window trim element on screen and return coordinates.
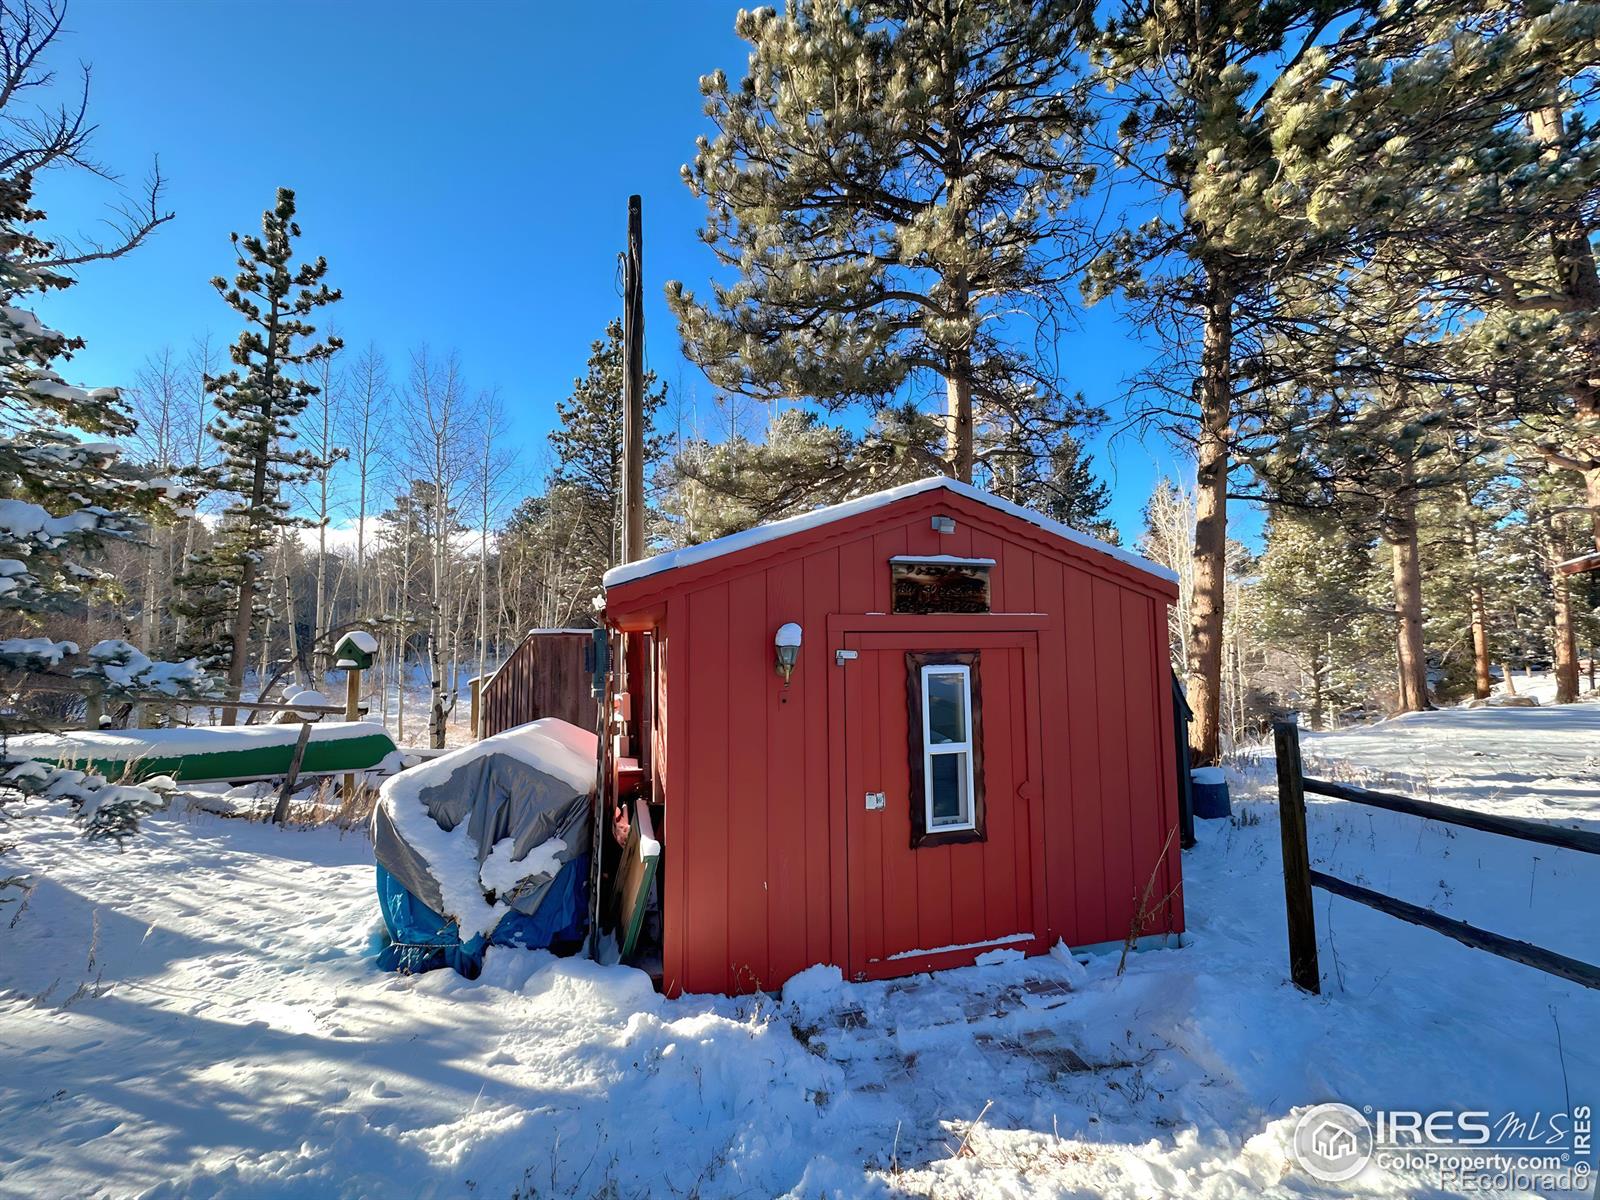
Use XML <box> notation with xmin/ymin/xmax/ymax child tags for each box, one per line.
<box><xmin>905</xmin><ymin>650</ymin><xmax>986</xmax><ymax>848</ymax></box>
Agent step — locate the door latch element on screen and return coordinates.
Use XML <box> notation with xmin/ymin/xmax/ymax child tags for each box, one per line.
<box><xmin>865</xmin><ymin>791</ymin><xmax>886</xmax><ymax>811</ymax></box>
<box><xmin>835</xmin><ymin>649</ymin><xmax>858</xmax><ymax>665</ymax></box>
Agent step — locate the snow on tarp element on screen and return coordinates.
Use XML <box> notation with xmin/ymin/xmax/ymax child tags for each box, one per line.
<box><xmin>479</xmin><ymin>832</ymin><xmax>566</xmax><ymax>896</ymax></box>
<box><xmin>371</xmin><ymin>718</ymin><xmax>598</xmax><ymax>941</ymax></box>
<box><xmin>602</xmin><ymin>475</ymin><xmax>1178</xmax><ymax>589</ymax></box>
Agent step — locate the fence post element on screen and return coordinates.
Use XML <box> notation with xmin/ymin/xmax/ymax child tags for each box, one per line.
<box><xmin>272</xmin><ymin>722</ymin><xmax>314</xmax><ymax>826</ymax></box>
<box><xmin>1274</xmin><ymin>718</ymin><xmax>1321</xmax><ymax>994</ymax></box>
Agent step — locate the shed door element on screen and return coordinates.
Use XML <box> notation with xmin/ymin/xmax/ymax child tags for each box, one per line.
<box><xmin>841</xmin><ymin>630</ymin><xmax>1045</xmax><ymax>980</ymax></box>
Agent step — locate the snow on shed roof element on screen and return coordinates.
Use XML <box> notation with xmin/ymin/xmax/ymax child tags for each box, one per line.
<box><xmin>603</xmin><ymin>476</ymin><xmax>1177</xmax><ymax>590</ymax></box>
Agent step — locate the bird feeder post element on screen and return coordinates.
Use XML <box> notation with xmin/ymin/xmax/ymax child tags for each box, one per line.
<box><xmin>343</xmin><ymin>666</ymin><xmax>361</xmax><ymax>802</ymax></box>
<box><xmin>330</xmin><ymin>632</ymin><xmax>378</xmax><ymax>807</ymax></box>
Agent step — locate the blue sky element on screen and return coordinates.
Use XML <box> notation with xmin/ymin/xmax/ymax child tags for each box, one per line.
<box><xmin>37</xmin><ymin>0</ymin><xmax>1209</xmax><ymax>544</ymax></box>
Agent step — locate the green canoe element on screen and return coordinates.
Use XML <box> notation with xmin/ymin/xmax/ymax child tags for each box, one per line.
<box><xmin>9</xmin><ymin>722</ymin><xmax>398</xmax><ymax>783</ymax></box>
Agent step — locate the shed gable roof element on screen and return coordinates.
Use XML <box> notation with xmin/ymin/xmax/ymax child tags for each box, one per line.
<box><xmin>603</xmin><ymin>476</ymin><xmax>1177</xmax><ymax>590</ymax></box>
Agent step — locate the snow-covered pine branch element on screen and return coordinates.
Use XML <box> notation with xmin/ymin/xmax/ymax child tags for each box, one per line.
<box><xmin>0</xmin><ymin>22</ymin><xmax>205</xmax><ymax>850</ymax></box>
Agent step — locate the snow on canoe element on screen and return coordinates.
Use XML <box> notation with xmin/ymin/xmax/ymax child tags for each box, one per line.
<box><xmin>7</xmin><ymin>721</ymin><xmax>397</xmax><ymax>783</ymax></box>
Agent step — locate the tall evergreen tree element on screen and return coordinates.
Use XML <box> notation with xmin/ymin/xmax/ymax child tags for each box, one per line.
<box><xmin>982</xmin><ymin>426</ymin><xmax>1115</xmax><ymax>541</ymax></box>
<box><xmin>1242</xmin><ymin>251</ymin><xmax>1499</xmax><ymax>714</ymax></box>
<box><xmin>1091</xmin><ymin>0</ymin><xmax>1600</xmax><ymax>752</ymax></box>
<box><xmin>1272</xmin><ymin>2</ymin><xmax>1600</xmax><ymax>557</ymax></box>
<box><xmin>665</xmin><ymin>406</ymin><xmax>932</xmax><ymax>543</ymax></box>
<box><xmin>0</xmin><ymin>172</ymin><xmax>166</xmax><ymax>612</ymax></box>
<box><xmin>548</xmin><ymin>319</ymin><xmax>667</xmax><ymax>583</ymax></box>
<box><xmin>1088</xmin><ymin>0</ymin><xmax>1369</xmax><ymax>761</ymax></box>
<box><xmin>669</xmin><ymin>0</ymin><xmax>1102</xmax><ymax>484</ymax></box>
<box><xmin>1254</xmin><ymin>511</ymin><xmax>1386</xmax><ymax>728</ymax></box>
<box><xmin>200</xmin><ymin>188</ymin><xmax>340</xmax><ymax>722</ymax></box>
<box><xmin>1251</xmin><ymin>375</ymin><xmax>1483</xmax><ymax>712</ymax></box>
<box><xmin>1512</xmin><ymin>463</ymin><xmax>1594</xmax><ymax>703</ymax></box>
<box><xmin>1475</xmin><ymin>41</ymin><xmax>1600</xmax><ymax>551</ymax></box>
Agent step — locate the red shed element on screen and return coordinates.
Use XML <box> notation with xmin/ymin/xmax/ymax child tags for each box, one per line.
<box><xmin>603</xmin><ymin>476</ymin><xmax>1183</xmax><ymax>996</ymax></box>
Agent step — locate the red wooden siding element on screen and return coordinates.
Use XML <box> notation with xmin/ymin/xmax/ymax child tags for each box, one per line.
<box><xmin>614</xmin><ymin>487</ymin><xmax>1181</xmax><ymax>996</ymax></box>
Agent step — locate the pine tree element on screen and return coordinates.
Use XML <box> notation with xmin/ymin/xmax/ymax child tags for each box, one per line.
<box><xmin>0</xmin><ymin>1</ymin><xmax>207</xmax><ymax>849</ymax></box>
<box><xmin>202</xmin><ymin>188</ymin><xmax>341</xmax><ymax>722</ymax></box>
<box><xmin>0</xmin><ymin>170</ymin><xmax>176</xmax><ymax>612</ymax></box>
<box><xmin>1226</xmin><ymin>27</ymin><xmax>1595</xmax><ymax>714</ymax></box>
<box><xmin>1529</xmin><ymin>94</ymin><xmax>1600</xmax><ymax>553</ymax></box>
<box><xmin>171</xmin><ymin>525</ymin><xmax>239</xmax><ymax>667</ymax></box>
<box><xmin>1249</xmin><ymin>367</ymin><xmax>1484</xmax><ymax>714</ymax></box>
<box><xmin>1409</xmin><ymin>26</ymin><xmax>1600</xmax><ymax>552</ymax></box>
<box><xmin>1255</xmin><ymin>511</ymin><xmax>1388</xmax><ymax>727</ymax></box>
<box><xmin>1512</xmin><ymin>463</ymin><xmax>1594</xmax><ymax>703</ymax></box>
<box><xmin>1088</xmin><ymin>0</ymin><xmax>1369</xmax><ymax>761</ymax></box>
<box><xmin>669</xmin><ymin>0</ymin><xmax>1102</xmax><ymax>484</ymax></box>
<box><xmin>982</xmin><ymin>426</ymin><xmax>1115</xmax><ymax>541</ymax></box>
<box><xmin>1090</xmin><ymin>0</ymin><xmax>1600</xmax><ymax>752</ymax></box>
<box><xmin>666</xmin><ymin>408</ymin><xmax>897</xmax><ymax>543</ymax></box>
<box><xmin>1416</xmin><ymin>487</ymin><xmax>1492</xmax><ymax>703</ymax></box>
<box><xmin>548</xmin><ymin>319</ymin><xmax>667</xmax><ymax>585</ymax></box>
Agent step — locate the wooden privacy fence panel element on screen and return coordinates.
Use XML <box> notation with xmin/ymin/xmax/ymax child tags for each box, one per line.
<box><xmin>1274</xmin><ymin>719</ymin><xmax>1600</xmax><ymax>995</ymax></box>
<box><xmin>481</xmin><ymin>631</ymin><xmax>600</xmax><ymax>738</ymax></box>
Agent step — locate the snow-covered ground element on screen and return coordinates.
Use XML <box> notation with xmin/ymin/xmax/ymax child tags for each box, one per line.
<box><xmin>1</xmin><ymin>701</ymin><xmax>1596</xmax><ymax>1198</ymax></box>
<box><xmin>363</xmin><ymin>664</ymin><xmax>482</xmax><ymax>750</ymax></box>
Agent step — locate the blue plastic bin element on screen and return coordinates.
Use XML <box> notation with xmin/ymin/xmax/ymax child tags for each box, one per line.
<box><xmin>1191</xmin><ymin>767</ymin><xmax>1230</xmax><ymax>819</ymax></box>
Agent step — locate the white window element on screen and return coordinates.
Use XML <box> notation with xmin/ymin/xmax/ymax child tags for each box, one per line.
<box><xmin>920</xmin><ymin>663</ymin><xmax>976</xmax><ymax>832</ymax></box>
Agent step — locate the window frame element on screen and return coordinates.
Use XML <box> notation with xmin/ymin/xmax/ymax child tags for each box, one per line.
<box><xmin>905</xmin><ymin>650</ymin><xmax>986</xmax><ymax>848</ymax></box>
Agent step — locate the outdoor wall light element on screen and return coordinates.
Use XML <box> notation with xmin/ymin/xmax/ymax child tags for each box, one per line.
<box><xmin>774</xmin><ymin>622</ymin><xmax>802</xmax><ymax>684</ymax></box>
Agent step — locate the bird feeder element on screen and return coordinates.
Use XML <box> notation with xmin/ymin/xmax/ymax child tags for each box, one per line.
<box><xmin>330</xmin><ymin>630</ymin><xmax>378</xmax><ymax>801</ymax></box>
<box><xmin>331</xmin><ymin>631</ymin><xmax>378</xmax><ymax>673</ymax></box>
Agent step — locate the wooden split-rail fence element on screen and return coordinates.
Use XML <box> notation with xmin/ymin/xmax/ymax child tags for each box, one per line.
<box><xmin>1273</xmin><ymin>719</ymin><xmax>1600</xmax><ymax>994</ymax></box>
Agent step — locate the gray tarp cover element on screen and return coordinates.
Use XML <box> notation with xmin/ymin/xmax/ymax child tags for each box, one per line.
<box><xmin>372</xmin><ymin>751</ymin><xmax>592</xmax><ymax>922</ymax></box>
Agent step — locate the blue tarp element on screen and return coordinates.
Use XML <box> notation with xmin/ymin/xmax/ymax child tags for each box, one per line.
<box><xmin>375</xmin><ymin>857</ymin><xmax>588</xmax><ymax>977</ymax></box>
